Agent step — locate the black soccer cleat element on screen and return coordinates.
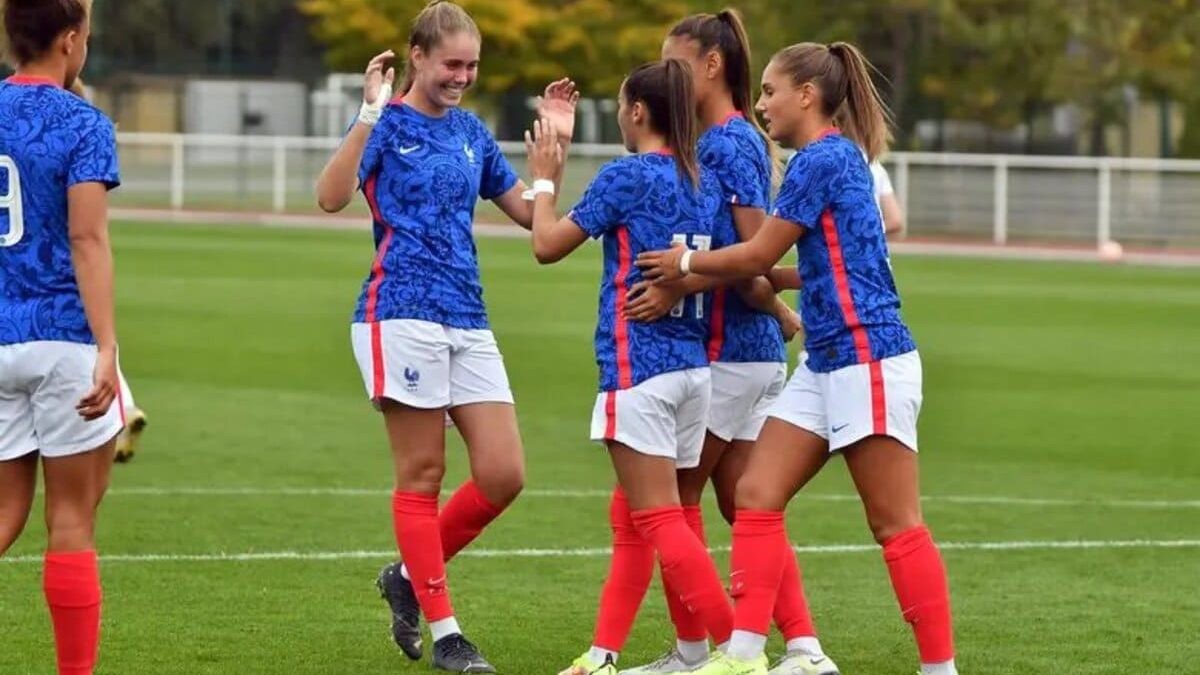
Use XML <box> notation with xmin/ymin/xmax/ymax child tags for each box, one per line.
<box><xmin>376</xmin><ymin>562</ymin><xmax>423</xmax><ymax>660</ymax></box>
<box><xmin>432</xmin><ymin>633</ymin><xmax>496</xmax><ymax>673</ymax></box>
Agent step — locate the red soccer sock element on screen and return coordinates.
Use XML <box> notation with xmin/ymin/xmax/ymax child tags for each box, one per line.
<box><xmin>773</xmin><ymin>536</ymin><xmax>817</xmax><ymax>641</ymax></box>
<box><xmin>392</xmin><ymin>491</ymin><xmax>454</xmax><ymax>622</ymax></box>
<box><xmin>439</xmin><ymin>480</ymin><xmax>504</xmax><ymax>561</ymax></box>
<box><xmin>592</xmin><ymin>487</ymin><xmax>655</xmax><ymax>652</ymax></box>
<box><xmin>729</xmin><ymin>510</ymin><xmax>787</xmax><ymax>637</ymax></box>
<box><xmin>633</xmin><ymin>506</ymin><xmax>732</xmax><ymax>645</ymax></box>
<box><xmin>883</xmin><ymin>525</ymin><xmax>955</xmax><ymax>664</ymax></box>
<box><xmin>662</xmin><ymin>504</ymin><xmax>708</xmax><ymax>642</ymax></box>
<box><xmin>43</xmin><ymin>550</ymin><xmax>102</xmax><ymax>675</ymax></box>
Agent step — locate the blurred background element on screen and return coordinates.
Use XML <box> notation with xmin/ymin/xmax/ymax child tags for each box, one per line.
<box><xmin>2</xmin><ymin>0</ymin><xmax>1200</xmax><ymax>249</ymax></box>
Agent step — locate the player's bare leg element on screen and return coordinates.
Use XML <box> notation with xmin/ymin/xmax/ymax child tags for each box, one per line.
<box><xmin>380</xmin><ymin>401</ymin><xmax>495</xmax><ymax>673</ymax></box>
<box><xmin>692</xmin><ymin>420</ymin><xmax>828</xmax><ymax>675</ymax></box>
<box><xmin>843</xmin><ymin>437</ymin><xmax>955</xmax><ymax>675</ymax></box>
<box><xmin>0</xmin><ymin>452</ymin><xmax>38</xmax><ymax>556</ymax></box>
<box><xmin>41</xmin><ymin>438</ymin><xmax>116</xmax><ymax>675</ymax></box>
<box><xmin>621</xmin><ymin>433</ymin><xmax>729</xmax><ymax>674</ymax></box>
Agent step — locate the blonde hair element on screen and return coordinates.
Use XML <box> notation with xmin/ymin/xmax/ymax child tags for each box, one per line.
<box><xmin>402</xmin><ymin>0</ymin><xmax>480</xmax><ymax>92</ymax></box>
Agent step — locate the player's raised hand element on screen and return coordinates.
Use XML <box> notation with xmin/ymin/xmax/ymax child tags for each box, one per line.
<box><xmin>635</xmin><ymin>243</ymin><xmax>688</xmax><ymax>283</ymax></box>
<box><xmin>624</xmin><ymin>280</ymin><xmax>684</xmax><ymax>322</ymax></box>
<box><xmin>77</xmin><ymin>347</ymin><xmax>117</xmax><ymax>421</ymax></box>
<box><xmin>535</xmin><ymin>78</ymin><xmax>580</xmax><ymax>143</ymax></box>
<box><xmin>363</xmin><ymin>50</ymin><xmax>396</xmax><ymax>107</ymax></box>
<box><xmin>524</xmin><ymin>118</ymin><xmax>563</xmax><ymax>181</ymax></box>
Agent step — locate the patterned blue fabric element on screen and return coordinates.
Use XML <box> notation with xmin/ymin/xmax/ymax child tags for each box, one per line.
<box><xmin>0</xmin><ymin>79</ymin><xmax>120</xmax><ymax>346</ymax></box>
<box><xmin>570</xmin><ymin>153</ymin><xmax>718</xmax><ymax>392</ymax></box>
<box><xmin>699</xmin><ymin>114</ymin><xmax>786</xmax><ymax>364</ymax></box>
<box><xmin>772</xmin><ymin>131</ymin><xmax>915</xmax><ymax>372</ymax></box>
<box><xmin>353</xmin><ymin>101</ymin><xmax>518</xmax><ymax>329</ymax></box>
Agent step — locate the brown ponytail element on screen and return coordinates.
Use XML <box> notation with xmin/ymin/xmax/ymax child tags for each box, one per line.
<box><xmin>772</xmin><ymin>41</ymin><xmax>893</xmax><ymax>160</ymax></box>
<box><xmin>670</xmin><ymin>8</ymin><xmax>780</xmax><ymax>179</ymax></box>
<box><xmin>625</xmin><ymin>59</ymin><xmax>700</xmax><ymax>187</ymax></box>
<box><xmin>827</xmin><ymin>42</ymin><xmax>891</xmax><ymax>161</ymax></box>
<box><xmin>401</xmin><ymin>0</ymin><xmax>480</xmax><ymax>93</ymax></box>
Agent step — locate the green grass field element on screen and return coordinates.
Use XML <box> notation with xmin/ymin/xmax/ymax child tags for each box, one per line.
<box><xmin>1</xmin><ymin>222</ymin><xmax>1198</xmax><ymax>674</ymax></box>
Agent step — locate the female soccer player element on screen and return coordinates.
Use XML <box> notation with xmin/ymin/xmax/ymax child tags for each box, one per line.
<box><xmin>314</xmin><ymin>1</ymin><xmax>577</xmax><ymax>671</ymax></box>
<box><xmin>638</xmin><ymin>42</ymin><xmax>958</xmax><ymax>675</ymax></box>
<box><xmin>0</xmin><ymin>2</ymin><xmax>125</xmax><ymax>674</ymax></box>
<box><xmin>612</xmin><ymin>11</ymin><xmax>836</xmax><ymax>675</ymax></box>
<box><xmin>521</xmin><ymin>59</ymin><xmax>735</xmax><ymax>675</ymax></box>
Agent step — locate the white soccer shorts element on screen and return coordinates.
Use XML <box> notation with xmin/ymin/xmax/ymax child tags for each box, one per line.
<box><xmin>0</xmin><ymin>342</ymin><xmax>125</xmax><ymax>461</ymax></box>
<box><xmin>707</xmin><ymin>361</ymin><xmax>788</xmax><ymax>443</ymax></box>
<box><xmin>770</xmin><ymin>350</ymin><xmax>922</xmax><ymax>452</ymax></box>
<box><xmin>351</xmin><ymin>319</ymin><xmax>514</xmax><ymax>410</ymax></box>
<box><xmin>590</xmin><ymin>367</ymin><xmax>711</xmax><ymax>469</ymax></box>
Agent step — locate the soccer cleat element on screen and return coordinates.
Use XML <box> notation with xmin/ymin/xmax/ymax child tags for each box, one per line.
<box><xmin>686</xmin><ymin>652</ymin><xmax>768</xmax><ymax>675</ymax></box>
<box><xmin>560</xmin><ymin>653</ymin><xmax>618</xmax><ymax>675</ymax></box>
<box><xmin>376</xmin><ymin>562</ymin><xmax>422</xmax><ymax>660</ymax></box>
<box><xmin>618</xmin><ymin>649</ymin><xmax>703</xmax><ymax>673</ymax></box>
<box><xmin>766</xmin><ymin>651</ymin><xmax>840</xmax><ymax>675</ymax></box>
<box><xmin>431</xmin><ymin>633</ymin><xmax>496</xmax><ymax>673</ymax></box>
<box><xmin>114</xmin><ymin>408</ymin><xmax>147</xmax><ymax>463</ymax></box>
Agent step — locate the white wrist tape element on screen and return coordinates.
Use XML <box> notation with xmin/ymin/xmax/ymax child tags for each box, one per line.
<box><xmin>680</xmin><ymin>249</ymin><xmax>694</xmax><ymax>275</ymax></box>
<box><xmin>522</xmin><ymin>179</ymin><xmax>556</xmax><ymax>201</ymax></box>
<box><xmin>357</xmin><ymin>82</ymin><xmax>393</xmax><ymax>126</ymax></box>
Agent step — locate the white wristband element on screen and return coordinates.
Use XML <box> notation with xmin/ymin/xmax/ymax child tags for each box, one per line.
<box><xmin>521</xmin><ymin>179</ymin><xmax>556</xmax><ymax>201</ymax></box>
<box><xmin>357</xmin><ymin>82</ymin><xmax>393</xmax><ymax>126</ymax></box>
<box><xmin>680</xmin><ymin>249</ymin><xmax>694</xmax><ymax>275</ymax></box>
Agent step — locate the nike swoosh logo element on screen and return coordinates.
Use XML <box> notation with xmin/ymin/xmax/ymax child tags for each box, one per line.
<box><xmin>831</xmin><ymin>424</ymin><xmax>849</xmax><ymax>433</ymax></box>
<box><xmin>809</xmin><ymin>657</ymin><xmax>828</xmax><ymax>666</ymax></box>
<box><xmin>399</xmin><ymin>145</ymin><xmax>421</xmax><ymax>155</ymax></box>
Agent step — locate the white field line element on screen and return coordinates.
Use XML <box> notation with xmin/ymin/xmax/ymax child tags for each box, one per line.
<box><xmin>97</xmin><ymin>486</ymin><xmax>1200</xmax><ymax>510</ymax></box>
<box><xmin>3</xmin><ymin>539</ymin><xmax>1198</xmax><ymax>565</ymax></box>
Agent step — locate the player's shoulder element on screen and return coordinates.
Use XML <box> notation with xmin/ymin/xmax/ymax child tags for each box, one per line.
<box><xmin>447</xmin><ymin>106</ymin><xmax>494</xmax><ymax>140</ymax></box>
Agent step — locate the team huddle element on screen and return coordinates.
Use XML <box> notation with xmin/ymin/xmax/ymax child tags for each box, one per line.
<box><xmin>1</xmin><ymin>1</ymin><xmax>953</xmax><ymax>675</ymax></box>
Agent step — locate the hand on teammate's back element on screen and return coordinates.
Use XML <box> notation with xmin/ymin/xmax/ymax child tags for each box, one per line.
<box><xmin>624</xmin><ymin>280</ymin><xmax>684</xmax><ymax>322</ymax></box>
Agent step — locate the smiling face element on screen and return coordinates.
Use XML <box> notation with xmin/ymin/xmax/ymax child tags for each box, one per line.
<box><xmin>755</xmin><ymin>59</ymin><xmax>819</xmax><ymax>148</ymax></box>
<box><xmin>409</xmin><ymin>30</ymin><xmax>480</xmax><ymax>110</ymax></box>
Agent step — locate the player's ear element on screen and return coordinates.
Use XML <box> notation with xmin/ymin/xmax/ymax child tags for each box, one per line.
<box><xmin>798</xmin><ymin>81</ymin><xmax>817</xmax><ymax>111</ymax></box>
<box><xmin>705</xmin><ymin>49</ymin><xmax>722</xmax><ymax>80</ymax></box>
<box><xmin>60</xmin><ymin>29</ymin><xmax>79</xmax><ymax>57</ymax></box>
<box><xmin>630</xmin><ymin>101</ymin><xmax>645</xmax><ymax>127</ymax></box>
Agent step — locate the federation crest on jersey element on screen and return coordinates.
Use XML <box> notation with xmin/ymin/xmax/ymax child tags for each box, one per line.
<box><xmin>463</xmin><ymin>142</ymin><xmax>475</xmax><ymax>165</ymax></box>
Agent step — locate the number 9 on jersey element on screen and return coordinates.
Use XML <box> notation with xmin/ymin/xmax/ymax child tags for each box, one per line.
<box><xmin>0</xmin><ymin>155</ymin><xmax>24</xmax><ymax>248</ymax></box>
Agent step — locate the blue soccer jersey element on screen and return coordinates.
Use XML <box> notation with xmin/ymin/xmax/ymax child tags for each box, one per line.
<box><xmin>353</xmin><ymin>99</ymin><xmax>519</xmax><ymax>329</ymax></box>
<box><xmin>570</xmin><ymin>152</ymin><xmax>718</xmax><ymax>392</ymax></box>
<box><xmin>699</xmin><ymin>113</ymin><xmax>786</xmax><ymax>364</ymax></box>
<box><xmin>772</xmin><ymin>130</ymin><xmax>915</xmax><ymax>372</ymax></box>
<box><xmin>0</xmin><ymin>76</ymin><xmax>120</xmax><ymax>346</ymax></box>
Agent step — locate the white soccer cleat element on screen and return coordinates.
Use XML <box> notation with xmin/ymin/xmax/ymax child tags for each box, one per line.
<box><xmin>766</xmin><ymin>651</ymin><xmax>840</xmax><ymax>675</ymax></box>
<box><xmin>618</xmin><ymin>649</ymin><xmax>704</xmax><ymax>673</ymax></box>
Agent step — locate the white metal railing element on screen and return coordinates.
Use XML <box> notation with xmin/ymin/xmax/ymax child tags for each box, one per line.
<box><xmin>115</xmin><ymin>132</ymin><xmax>1200</xmax><ymax>247</ymax></box>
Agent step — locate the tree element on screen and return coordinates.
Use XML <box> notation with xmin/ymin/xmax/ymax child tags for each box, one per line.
<box><xmin>299</xmin><ymin>0</ymin><xmax>689</xmax><ymax>95</ymax></box>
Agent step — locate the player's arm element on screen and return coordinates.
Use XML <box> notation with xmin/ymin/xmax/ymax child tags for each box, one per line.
<box><xmin>494</xmin><ymin>79</ymin><xmax>579</xmax><ymax>230</ymax></box>
<box><xmin>316</xmin><ymin>51</ymin><xmax>394</xmax><ymax>213</ymax></box>
<box><xmin>768</xmin><ymin>266</ymin><xmax>802</xmax><ymax>291</ymax></box>
<box><xmin>523</xmin><ymin>119</ymin><xmax>588</xmax><ymax>263</ymax></box>
<box><xmin>68</xmin><ymin>182</ymin><xmax>118</xmax><ymax>419</ymax></box>
<box><xmin>638</xmin><ymin>216</ymin><xmax>803</xmax><ymax>282</ymax></box>
<box><xmin>880</xmin><ymin>192</ymin><xmax>905</xmax><ymax>238</ymax></box>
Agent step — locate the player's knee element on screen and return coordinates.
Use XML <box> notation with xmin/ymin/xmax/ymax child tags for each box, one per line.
<box><xmin>44</xmin><ymin>513</ymin><xmax>95</xmax><ymax>553</ymax></box>
<box><xmin>476</xmin><ymin>465</ymin><xmax>524</xmax><ymax>508</ymax></box>
<box><xmin>734</xmin><ymin>474</ymin><xmax>786</xmax><ymax>511</ymax></box>
<box><xmin>865</xmin><ymin>510</ymin><xmax>923</xmax><ymax>545</ymax></box>
<box><xmin>395</xmin><ymin>454</ymin><xmax>446</xmax><ymax>493</ymax></box>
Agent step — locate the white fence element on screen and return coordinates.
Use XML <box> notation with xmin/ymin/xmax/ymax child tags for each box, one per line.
<box><xmin>116</xmin><ymin>132</ymin><xmax>1200</xmax><ymax>248</ymax></box>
